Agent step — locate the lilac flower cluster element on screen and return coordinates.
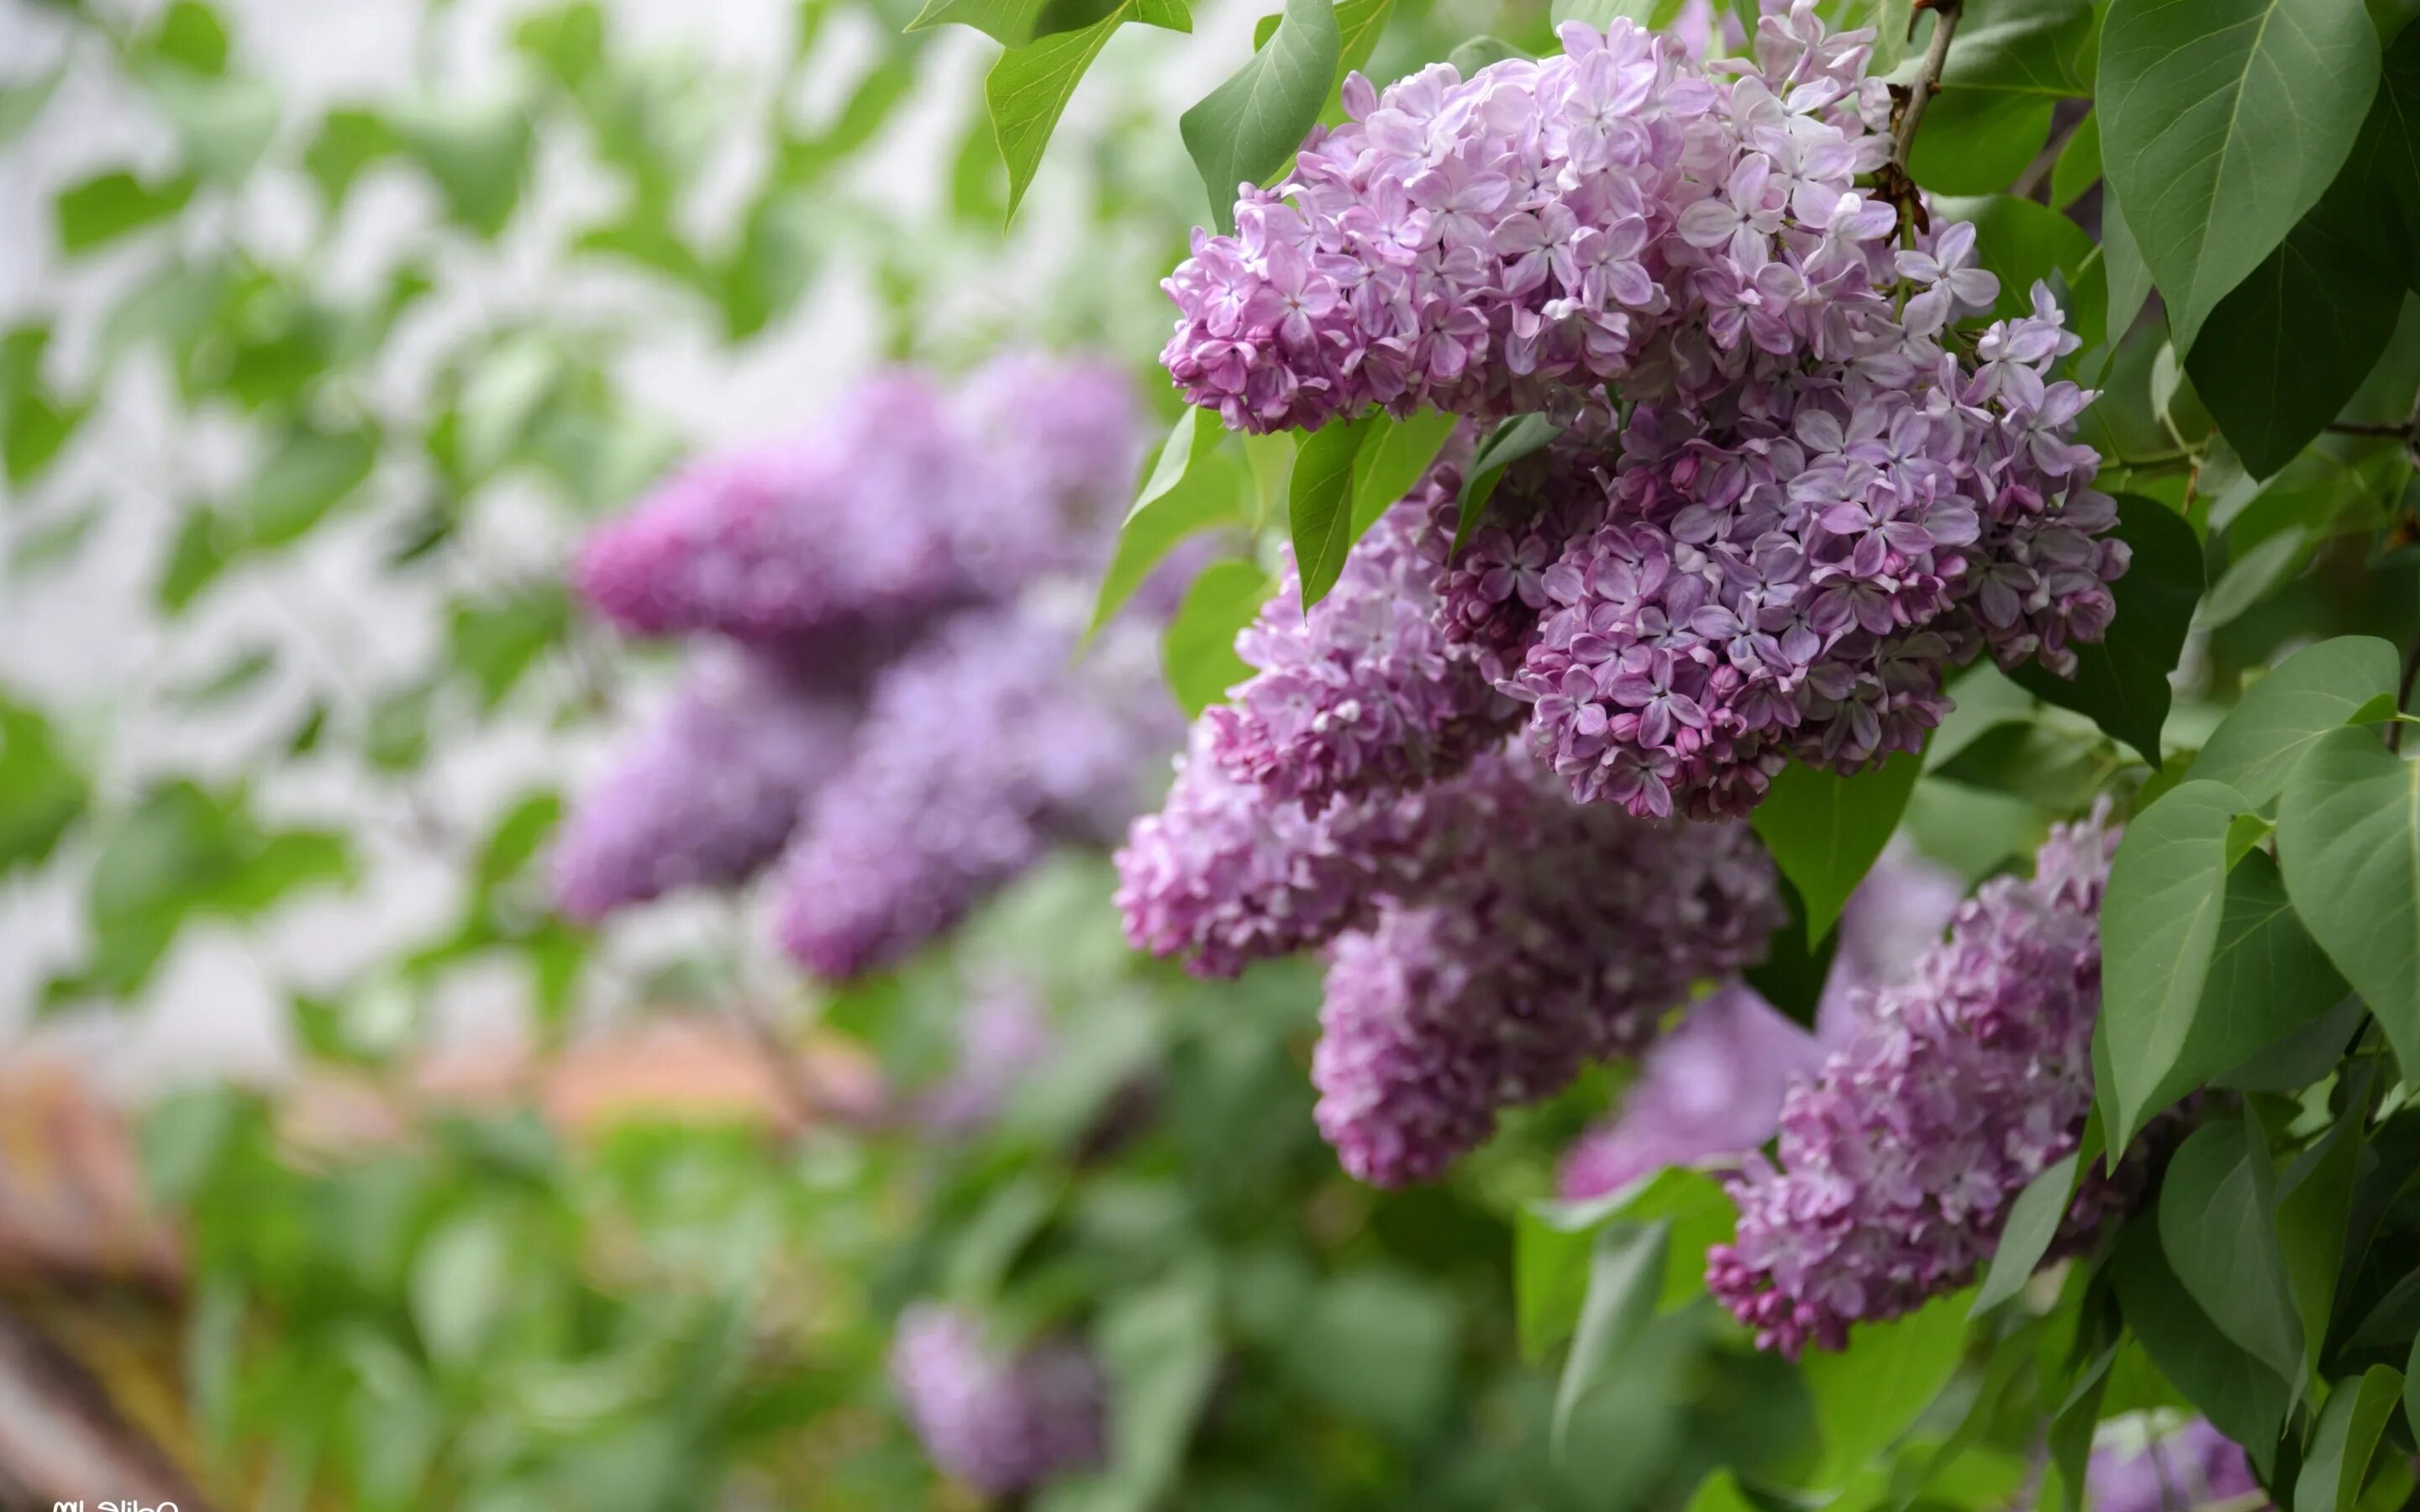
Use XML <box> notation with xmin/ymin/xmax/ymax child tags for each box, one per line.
<box><xmin>1707</xmin><ymin>808</ymin><xmax>2124</xmax><ymax>1356</ymax></box>
<box><xmin>888</xmin><ymin>1304</ymin><xmax>1107</xmax><ymax>1496</ymax></box>
<box><xmin>1553</xmin><ymin>848</ymin><xmax>1959</xmax><ymax>1201</ymax></box>
<box><xmin>1118</xmin><ymin>734</ymin><xmax>1781</xmax><ymax>1183</ymax></box>
<box><xmin>1162</xmin><ymin>3</ymin><xmax>2125</xmax><ymax>821</ymax></box>
<box><xmin>2084</xmin><ymin>1420</ymin><xmax>2263</xmax><ymax>1512</ymax></box>
<box><xmin>555</xmin><ymin>354</ymin><xmax>1185</xmax><ymax>981</ymax></box>
<box><xmin>776</xmin><ymin>606</ymin><xmax>1177</xmax><ymax>979</ymax></box>
<box><xmin>549</xmin><ymin>646</ymin><xmax>858</xmax><ymax>921</ymax></box>
<box><xmin>575</xmin><ymin>361</ymin><xmax>1139</xmax><ymax>646</ymax></box>
<box><xmin>1207</xmin><ymin>476</ymin><xmax>1522</xmax><ymax>815</ymax></box>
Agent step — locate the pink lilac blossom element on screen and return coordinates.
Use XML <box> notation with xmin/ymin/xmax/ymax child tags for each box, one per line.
<box><xmin>776</xmin><ymin>607</ymin><xmax>1179</xmax><ymax>979</ymax></box>
<box><xmin>1162</xmin><ymin>3</ymin><xmax>2124</xmax><ymax>822</ymax></box>
<box><xmin>1707</xmin><ymin>807</ymin><xmax>2128</xmax><ymax>1357</ymax></box>
<box><xmin>889</xmin><ymin>1304</ymin><xmax>1107</xmax><ymax>1496</ymax></box>
<box><xmin>574</xmin><ymin>355</ymin><xmax>1138</xmax><ymax>646</ymax></box>
<box><xmin>549</xmin><ymin>646</ymin><xmax>857</xmax><ymax>921</ymax></box>
<box><xmin>1555</xmin><ymin>848</ymin><xmax>1962</xmax><ymax>1202</ymax></box>
<box><xmin>1307</xmin><ymin>747</ymin><xmax>1783</xmax><ymax>1185</ymax></box>
<box><xmin>1207</xmin><ymin>473</ymin><xmax>1522</xmax><ymax>814</ymax></box>
<box><xmin>2082</xmin><ymin>1420</ymin><xmax>2263</xmax><ymax>1512</ymax></box>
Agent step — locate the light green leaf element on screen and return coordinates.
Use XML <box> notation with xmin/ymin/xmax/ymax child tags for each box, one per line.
<box><xmin>2097</xmin><ymin>779</ymin><xmax>2245</xmax><ymax>1148</ymax></box>
<box><xmin>2099</xmin><ymin>0</ymin><xmax>2381</xmax><ymax>348</ymax></box>
<box><xmin>142</xmin><ymin>69</ymin><xmax>279</xmax><ymax>180</ymax></box>
<box><xmin>1179</xmin><ymin>0</ymin><xmax>1339</xmax><ymax>233</ymax></box>
<box><xmin>458</xmin><ymin>335</ymin><xmax>562</xmax><ymax>478</ymax></box>
<box><xmin>1454</xmin><ymin>412</ymin><xmax>1563</xmax><ymax>551</ymax></box>
<box><xmin>238</xmin><ymin>425</ymin><xmax>376</xmax><ymax>548</ymax></box>
<box><xmin>1970</xmin><ymin>1151</ymin><xmax>2081</xmax><ymax>1316</ymax></box>
<box><xmin>909</xmin><ymin>0</ymin><xmax>1053</xmax><ymax>44</ymax></box>
<box><xmin>0</xmin><ymin>696</ymin><xmax>88</xmax><ymax>878</ymax></box>
<box><xmin>1548</xmin><ymin>0</ymin><xmax>1682</xmax><ymax>28</ymax></box>
<box><xmin>1164</xmin><ymin>558</ymin><xmax>1273</xmax><ymax>717</ymax></box>
<box><xmin>55</xmin><ymin>170</ymin><xmax>197</xmax><ymax>255</ymax></box>
<box><xmin>1514</xmin><ymin>1166</ymin><xmax>1733</xmax><ymax>1362</ymax></box>
<box><xmin>2012</xmin><ymin>494</ymin><xmax>2201</xmax><ymax>764</ymax></box>
<box><xmin>2276</xmin><ymin>724</ymin><xmax>2420</xmax><ymax>1070</ymax></box>
<box><xmin>2297</xmin><ymin>1366</ymin><xmax>2407</xmax><ymax>1512</ymax></box>
<box><xmin>987</xmin><ymin>3</ymin><xmax>1148</xmax><ymax>218</ymax></box>
<box><xmin>1802</xmin><ymin>1289</ymin><xmax>1972</xmax><ymax>1481</ymax></box>
<box><xmin>2187</xmin><ymin>638</ymin><xmax>2402</xmax><ymax>806</ymax></box>
<box><xmin>412</xmin><ymin>1210</ymin><xmax>513</xmax><ymax>1368</ymax></box>
<box><xmin>1550</xmin><ymin>1220</ymin><xmax>1669</xmax><ymax>1460</ymax></box>
<box><xmin>1092</xmin><ymin>428</ymin><xmax>1244</xmax><ymax>635</ymax></box>
<box><xmin>0</xmin><ymin>68</ymin><xmax>63</xmax><ymax>148</ymax></box>
<box><xmin>1348</xmin><ymin>409</ymin><xmax>1458</xmax><ymax>535</ymax></box>
<box><xmin>2160</xmin><ymin>1116</ymin><xmax>2305</xmax><ymax>1386</ymax></box>
<box><xmin>396</xmin><ymin>93</ymin><xmax>533</xmax><ymax>237</ymax></box>
<box><xmin>1749</xmin><ymin>748</ymin><xmax>1924</xmax><ymax>946</ymax></box>
<box><xmin>1288</xmin><ymin>413</ymin><xmax>1376</xmax><ymax>608</ymax></box>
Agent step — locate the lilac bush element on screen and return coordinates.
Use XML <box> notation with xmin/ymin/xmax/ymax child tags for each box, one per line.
<box><xmin>1707</xmin><ymin>807</ymin><xmax>2128</xmax><ymax>1355</ymax></box>
<box><xmin>889</xmin><ymin>1304</ymin><xmax>1107</xmax><ymax>1496</ymax></box>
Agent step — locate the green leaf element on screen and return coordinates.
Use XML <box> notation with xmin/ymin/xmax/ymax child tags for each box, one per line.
<box><xmin>1802</xmin><ymin>1289</ymin><xmax>1971</xmax><ymax>1481</ymax></box>
<box><xmin>145</xmin><ymin>0</ymin><xmax>229</xmax><ymax>73</ymax></box>
<box><xmin>0</xmin><ymin>68</ymin><xmax>63</xmax><ymax>148</ymax></box>
<box><xmin>2012</xmin><ymin>494</ymin><xmax>2202</xmax><ymax>764</ymax></box>
<box><xmin>54</xmin><ymin>170</ymin><xmax>197</xmax><ymax>255</ymax></box>
<box><xmin>910</xmin><ymin>0</ymin><xmax>1052</xmax><ymax>44</ymax></box>
<box><xmin>1288</xmin><ymin>413</ymin><xmax>1377</xmax><ymax>609</ymax></box>
<box><xmin>1279</xmin><ymin>1271</ymin><xmax>1460</xmax><ymax>1438</ymax></box>
<box><xmin>2111</xmin><ymin>1217</ymin><xmax>2291</xmax><ymax>1467</ymax></box>
<box><xmin>1970</xmin><ymin>1150</ymin><xmax>2081</xmax><ymax>1317</ymax></box>
<box><xmin>2275</xmin><ymin>1087</ymin><xmax>2365</xmax><ymax>1367</ymax></box>
<box><xmin>986</xmin><ymin>5</ymin><xmax>1134</xmax><ymax>219</ymax></box>
<box><xmin>1550</xmin><ymin>1220</ymin><xmax>1670</xmax><ymax>1459</ymax></box>
<box><xmin>2101</xmin><ymin>188</ymin><xmax>2154</xmax><ymax>353</ymax></box>
<box><xmin>2185</xmin><ymin>165</ymin><xmax>2410</xmax><ymax>477</ymax></box>
<box><xmin>1332</xmin><ymin>0</ymin><xmax>1395</xmax><ymax>83</ymax></box>
<box><xmin>237</xmin><ymin>425</ymin><xmax>375</xmax><ymax>549</ymax></box>
<box><xmin>1454</xmin><ymin>412</ymin><xmax>1564</xmax><ymax>552</ymax></box>
<box><xmin>2187</xmin><ymin>637</ymin><xmax>2403</xmax><ymax>806</ymax></box>
<box><xmin>1092</xmin><ymin>420</ymin><xmax>1244</xmax><ymax>636</ymax></box>
<box><xmin>167</xmin><ymin>645</ymin><xmax>274</xmax><ymax>707</ymax></box>
<box><xmin>447</xmin><ymin>585</ymin><xmax>569</xmax><ymax>710</ymax></box>
<box><xmin>1348</xmin><ymin>409</ymin><xmax>1458</xmax><ymax>534</ymax></box>
<box><xmin>1908</xmin><ymin>92</ymin><xmax>2055</xmax><ymax>196</ymax></box>
<box><xmin>1164</xmin><ymin>558</ymin><xmax>1273</xmax><ymax>717</ymax></box>
<box><xmin>2160</xmin><ymin>1116</ymin><xmax>2306</xmax><ymax>1384</ymax></box>
<box><xmin>303</xmin><ymin>108</ymin><xmax>401</xmax><ymax>204</ymax></box>
<box><xmin>2276</xmin><ymin>724</ymin><xmax>2420</xmax><ymax>1071</ymax></box>
<box><xmin>8</xmin><ymin>498</ymin><xmax>103</xmax><ymax>581</ymax></box>
<box><xmin>1549</xmin><ymin>0</ymin><xmax>1683</xmax><ymax>27</ymax></box>
<box><xmin>396</xmin><ymin>94</ymin><xmax>533</xmax><ymax>237</ymax></box>
<box><xmin>2297</xmin><ymin>1366</ymin><xmax>2407</xmax><ymax>1512</ymax></box>
<box><xmin>1445</xmin><ymin>35</ymin><xmax>1528</xmax><ymax>72</ymax></box>
<box><xmin>412</xmin><ymin>1210</ymin><xmax>513</xmax><ymax>1368</ymax></box>
<box><xmin>1749</xmin><ymin>748</ymin><xmax>1924</xmax><ymax>947</ymax></box>
<box><xmin>155</xmin><ymin>507</ymin><xmax>234</xmax><ymax>613</ymax></box>
<box><xmin>0</xmin><ymin>696</ymin><xmax>88</xmax><ymax>877</ymax></box>
<box><xmin>142</xmin><ymin>70</ymin><xmax>279</xmax><ymax>181</ymax></box>
<box><xmin>1514</xmin><ymin>1166</ymin><xmax>1733</xmax><ymax>1362</ymax></box>
<box><xmin>2099</xmin><ymin>0</ymin><xmax>2381</xmax><ymax>348</ymax></box>
<box><xmin>1086</xmin><ymin>1269</ymin><xmax>1221</xmax><ymax>1506</ymax></box>
<box><xmin>2049</xmin><ymin>111</ymin><xmax>2102</xmax><ymax>209</ymax></box>
<box><xmin>2097</xmin><ymin>779</ymin><xmax>2246</xmax><ymax>1148</ymax></box>
<box><xmin>1743</xmin><ymin>874</ymin><xmax>1838</xmax><ymax>1028</ymax></box>
<box><xmin>1179</xmin><ymin>0</ymin><xmax>1339</xmax><ymax>233</ymax></box>
<box><xmin>457</xmin><ymin>334</ymin><xmax>562</xmax><ymax>478</ymax></box>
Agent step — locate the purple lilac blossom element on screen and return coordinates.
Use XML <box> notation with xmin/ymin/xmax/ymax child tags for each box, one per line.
<box><xmin>575</xmin><ymin>355</ymin><xmax>1136</xmax><ymax>645</ymax></box>
<box><xmin>1307</xmin><ymin>746</ymin><xmax>1783</xmax><ymax>1185</ymax></box>
<box><xmin>776</xmin><ymin>606</ymin><xmax>1179</xmax><ymax>979</ymax></box>
<box><xmin>1208</xmin><ymin>472</ymin><xmax>1522</xmax><ymax>814</ymax></box>
<box><xmin>1161</xmin><ymin>3</ymin><xmax>2124</xmax><ymax>822</ymax></box>
<box><xmin>2083</xmin><ymin>1420</ymin><xmax>2264</xmax><ymax>1512</ymax></box>
<box><xmin>549</xmin><ymin>646</ymin><xmax>858</xmax><ymax>921</ymax></box>
<box><xmin>1555</xmin><ymin>848</ymin><xmax>1962</xmax><ymax>1201</ymax></box>
<box><xmin>889</xmin><ymin>1304</ymin><xmax>1107</xmax><ymax>1496</ymax></box>
<box><xmin>1708</xmin><ymin>806</ymin><xmax>2128</xmax><ymax>1356</ymax></box>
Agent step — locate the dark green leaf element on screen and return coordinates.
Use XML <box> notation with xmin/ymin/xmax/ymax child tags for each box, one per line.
<box><xmin>2101</xmin><ymin>189</ymin><xmax>2153</xmax><ymax>353</ymax></box>
<box><xmin>1454</xmin><ymin>412</ymin><xmax>1563</xmax><ymax>551</ymax></box>
<box><xmin>1288</xmin><ymin>413</ymin><xmax>1376</xmax><ymax>608</ymax></box>
<box><xmin>2097</xmin><ymin>779</ymin><xmax>2246</xmax><ymax>1148</ymax></box>
<box><xmin>2111</xmin><ymin>1218</ymin><xmax>2291</xmax><ymax>1467</ymax></box>
<box><xmin>2276</xmin><ymin>724</ymin><xmax>2420</xmax><ymax>1072</ymax></box>
<box><xmin>1163</xmin><ymin>558</ymin><xmax>1273</xmax><ymax>717</ymax></box>
<box><xmin>2275</xmin><ymin>1088</ymin><xmax>2365</xmax><ymax>1368</ymax></box>
<box><xmin>54</xmin><ymin>170</ymin><xmax>197</xmax><ymax>255</ymax></box>
<box><xmin>2160</xmin><ymin>1116</ymin><xmax>2305</xmax><ymax>1383</ymax></box>
<box><xmin>447</xmin><ymin>585</ymin><xmax>569</xmax><ymax>710</ymax></box>
<box><xmin>2188</xmin><ymin>638</ymin><xmax>2403</xmax><ymax>806</ymax></box>
<box><xmin>2296</xmin><ymin>1366</ymin><xmax>2406</xmax><ymax>1512</ymax></box>
<box><xmin>238</xmin><ymin>425</ymin><xmax>375</xmax><ymax>548</ymax></box>
<box><xmin>1742</xmin><ymin>874</ymin><xmax>1837</xmax><ymax>1029</ymax></box>
<box><xmin>1514</xmin><ymin>1166</ymin><xmax>1733</xmax><ymax>1362</ymax></box>
<box><xmin>1089</xmin><ymin>1271</ymin><xmax>1222</xmax><ymax>1505</ymax></box>
<box><xmin>1179</xmin><ymin>0</ymin><xmax>1339</xmax><ymax>233</ymax></box>
<box><xmin>0</xmin><ymin>696</ymin><xmax>87</xmax><ymax>877</ymax></box>
<box><xmin>1749</xmin><ymin>748</ymin><xmax>1924</xmax><ymax>947</ymax></box>
<box><xmin>1909</xmin><ymin>92</ymin><xmax>2055</xmax><ymax>196</ymax></box>
<box><xmin>2013</xmin><ymin>494</ymin><xmax>2202</xmax><ymax>764</ymax></box>
<box><xmin>2050</xmin><ymin>111</ymin><xmax>2102</xmax><ymax>209</ymax></box>
<box><xmin>1550</xmin><ymin>1220</ymin><xmax>1669</xmax><ymax>1459</ymax></box>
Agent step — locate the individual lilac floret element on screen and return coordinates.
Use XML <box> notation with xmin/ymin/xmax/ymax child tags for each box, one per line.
<box><xmin>1309</xmin><ymin>747</ymin><xmax>1782</xmax><ymax>1186</ymax></box>
<box><xmin>550</xmin><ymin>647</ymin><xmax>856</xmax><ymax>921</ymax></box>
<box><xmin>1207</xmin><ymin>472</ymin><xmax>1519</xmax><ymax>813</ymax></box>
<box><xmin>1512</xmin><ymin>286</ymin><xmax>2125</xmax><ymax>821</ymax></box>
<box><xmin>1708</xmin><ymin>807</ymin><xmax>2124</xmax><ymax>1356</ymax></box>
<box><xmin>575</xmin><ymin>356</ymin><xmax>1136</xmax><ymax>645</ymax></box>
<box><xmin>2083</xmin><ymin>1419</ymin><xmax>2262</xmax><ymax>1512</ymax></box>
<box><xmin>1159</xmin><ymin>6</ymin><xmax>1894</xmax><ymax>432</ymax></box>
<box><xmin>923</xmin><ymin>979</ymin><xmax>1057</xmax><ymax>1136</ymax></box>
<box><xmin>889</xmin><ymin>1304</ymin><xmax>1107</xmax><ymax>1496</ymax></box>
<box><xmin>776</xmin><ymin>608</ymin><xmax>1178</xmax><ymax>980</ymax></box>
<box><xmin>1555</xmin><ymin>849</ymin><xmax>1962</xmax><ymax>1201</ymax></box>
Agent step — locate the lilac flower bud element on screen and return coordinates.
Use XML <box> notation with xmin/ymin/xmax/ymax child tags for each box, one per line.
<box><xmin>2083</xmin><ymin>1419</ymin><xmax>2263</xmax><ymax>1512</ymax></box>
<box><xmin>1207</xmin><ymin>473</ymin><xmax>1521</xmax><ymax>814</ymax></box>
<box><xmin>889</xmin><ymin>1304</ymin><xmax>1107</xmax><ymax>1496</ymax></box>
<box><xmin>1708</xmin><ymin>806</ymin><xmax>2124</xmax><ymax>1356</ymax></box>
<box><xmin>550</xmin><ymin>646</ymin><xmax>857</xmax><ymax>921</ymax></box>
<box><xmin>1310</xmin><ymin>747</ymin><xmax>1783</xmax><ymax>1185</ymax></box>
<box><xmin>776</xmin><ymin>606</ymin><xmax>1178</xmax><ymax>979</ymax></box>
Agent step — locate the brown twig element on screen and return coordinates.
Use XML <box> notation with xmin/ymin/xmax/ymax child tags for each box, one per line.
<box><xmin>1878</xmin><ymin>0</ymin><xmax>1965</xmax><ymax>235</ymax></box>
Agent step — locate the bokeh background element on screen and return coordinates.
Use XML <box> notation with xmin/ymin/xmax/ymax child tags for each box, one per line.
<box><xmin>0</xmin><ymin>0</ymin><xmax>1814</xmax><ymax>1507</ymax></box>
